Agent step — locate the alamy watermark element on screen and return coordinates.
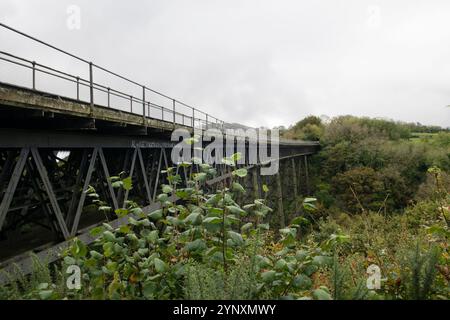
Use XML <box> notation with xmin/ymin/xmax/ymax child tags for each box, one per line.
<box><xmin>66</xmin><ymin>5</ymin><xmax>81</xmax><ymax>30</ymax></box>
<box><xmin>169</xmin><ymin>128</ymin><xmax>280</xmax><ymax>175</ymax></box>
<box><xmin>366</xmin><ymin>264</ymin><xmax>382</xmax><ymax>290</ymax></box>
<box><xmin>66</xmin><ymin>265</ymin><xmax>81</xmax><ymax>290</ymax></box>
<box><xmin>366</xmin><ymin>5</ymin><xmax>382</xmax><ymax>30</ymax></box>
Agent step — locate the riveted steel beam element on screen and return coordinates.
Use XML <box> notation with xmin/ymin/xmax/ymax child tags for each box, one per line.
<box><xmin>0</xmin><ymin>148</ymin><xmax>29</xmax><ymax>231</ymax></box>
<box><xmin>30</xmin><ymin>148</ymin><xmax>70</xmax><ymax>239</ymax></box>
<box><xmin>70</xmin><ymin>148</ymin><xmax>98</xmax><ymax>236</ymax></box>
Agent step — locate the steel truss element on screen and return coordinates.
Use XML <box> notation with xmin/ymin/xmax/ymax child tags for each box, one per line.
<box><xmin>0</xmin><ymin>136</ymin><xmax>317</xmax><ymax>282</ymax></box>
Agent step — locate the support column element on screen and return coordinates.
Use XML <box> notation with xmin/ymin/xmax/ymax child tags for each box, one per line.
<box><xmin>252</xmin><ymin>167</ymin><xmax>260</xmax><ymax>200</ymax></box>
<box><xmin>137</xmin><ymin>148</ymin><xmax>152</xmax><ymax>205</ymax></box>
<box><xmin>66</xmin><ymin>149</ymin><xmax>89</xmax><ymax>228</ymax></box>
<box><xmin>297</xmin><ymin>157</ymin><xmax>302</xmax><ymax>195</ymax></box>
<box><xmin>71</xmin><ymin>148</ymin><xmax>98</xmax><ymax>236</ymax></box>
<box><xmin>291</xmin><ymin>158</ymin><xmax>299</xmax><ymax>210</ymax></box>
<box><xmin>275</xmin><ymin>169</ymin><xmax>285</xmax><ymax>228</ymax></box>
<box><xmin>0</xmin><ymin>148</ymin><xmax>29</xmax><ymax>231</ymax></box>
<box><xmin>152</xmin><ymin>148</ymin><xmax>164</xmax><ymax>202</ymax></box>
<box><xmin>31</xmin><ymin>148</ymin><xmax>70</xmax><ymax>239</ymax></box>
<box><xmin>98</xmin><ymin>148</ymin><xmax>119</xmax><ymax>210</ymax></box>
<box><xmin>123</xmin><ymin>148</ymin><xmax>138</xmax><ymax>207</ymax></box>
<box><xmin>304</xmin><ymin>155</ymin><xmax>310</xmax><ymax>195</ymax></box>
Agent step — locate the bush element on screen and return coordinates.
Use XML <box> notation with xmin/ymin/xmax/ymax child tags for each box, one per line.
<box><xmin>331</xmin><ymin>167</ymin><xmax>385</xmax><ymax>213</ymax></box>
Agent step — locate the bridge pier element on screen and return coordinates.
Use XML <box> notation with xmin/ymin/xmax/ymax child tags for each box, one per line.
<box><xmin>275</xmin><ymin>170</ymin><xmax>285</xmax><ymax>228</ymax></box>
<box><xmin>252</xmin><ymin>167</ymin><xmax>260</xmax><ymax>200</ymax></box>
<box><xmin>291</xmin><ymin>158</ymin><xmax>299</xmax><ymax>211</ymax></box>
<box><xmin>304</xmin><ymin>155</ymin><xmax>310</xmax><ymax>195</ymax></box>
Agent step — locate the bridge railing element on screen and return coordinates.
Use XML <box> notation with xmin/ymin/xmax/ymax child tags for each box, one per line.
<box><xmin>0</xmin><ymin>23</ymin><xmax>232</xmax><ymax>131</ymax></box>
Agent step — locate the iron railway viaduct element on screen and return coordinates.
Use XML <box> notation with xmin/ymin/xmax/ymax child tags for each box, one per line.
<box><xmin>0</xmin><ymin>23</ymin><xmax>320</xmax><ymax>278</ymax></box>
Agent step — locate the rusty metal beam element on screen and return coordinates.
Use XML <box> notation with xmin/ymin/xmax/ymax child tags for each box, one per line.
<box><xmin>0</xmin><ymin>148</ymin><xmax>29</xmax><ymax>231</ymax></box>
<box><xmin>98</xmin><ymin>148</ymin><xmax>119</xmax><ymax>210</ymax></box>
<box><xmin>30</xmin><ymin>148</ymin><xmax>70</xmax><ymax>239</ymax></box>
<box><xmin>70</xmin><ymin>148</ymin><xmax>98</xmax><ymax>236</ymax></box>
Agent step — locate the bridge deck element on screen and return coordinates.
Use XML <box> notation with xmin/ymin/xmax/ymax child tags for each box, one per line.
<box><xmin>0</xmin><ymin>82</ymin><xmax>319</xmax><ymax>149</ymax></box>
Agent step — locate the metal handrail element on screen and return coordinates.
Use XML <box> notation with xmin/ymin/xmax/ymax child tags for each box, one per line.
<box><xmin>0</xmin><ymin>22</ymin><xmax>230</xmax><ymax>130</ymax></box>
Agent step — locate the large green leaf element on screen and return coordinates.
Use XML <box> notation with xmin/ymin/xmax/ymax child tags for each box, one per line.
<box><xmin>143</xmin><ymin>281</ymin><xmax>157</xmax><ymax>299</ymax></box>
<box><xmin>293</xmin><ymin>274</ymin><xmax>312</xmax><ymax>290</ymax></box>
<box><xmin>290</xmin><ymin>216</ymin><xmax>309</xmax><ymax>226</ymax></box>
<box><xmin>146</xmin><ymin>230</ymin><xmax>159</xmax><ymax>243</ymax></box>
<box><xmin>38</xmin><ymin>289</ymin><xmax>54</xmax><ymax>300</ymax></box>
<box><xmin>103</xmin><ymin>242</ymin><xmax>114</xmax><ymax>257</ymax></box>
<box><xmin>261</xmin><ymin>270</ymin><xmax>276</xmax><ymax>283</ymax></box>
<box><xmin>203</xmin><ymin>217</ymin><xmax>222</xmax><ymax>224</ymax></box>
<box><xmin>185</xmin><ymin>239</ymin><xmax>207</xmax><ymax>253</ymax></box>
<box><xmin>232</xmin><ymin>168</ymin><xmax>247</xmax><ymax>178</ymax></box>
<box><xmin>115</xmin><ymin>208</ymin><xmax>129</xmax><ymax>218</ymax></box>
<box><xmin>90</xmin><ymin>250</ymin><xmax>103</xmax><ymax>260</ymax></box>
<box><xmin>231</xmin><ymin>153</ymin><xmax>242</xmax><ymax>162</ymax></box>
<box><xmin>226</xmin><ymin>205</ymin><xmax>246</xmax><ymax>216</ymax></box>
<box><xmin>122</xmin><ymin>176</ymin><xmax>133</xmax><ymax>191</ymax></box>
<box><xmin>89</xmin><ymin>226</ymin><xmax>105</xmax><ymax>237</ymax></box>
<box><xmin>312</xmin><ymin>255</ymin><xmax>332</xmax><ymax>267</ymax></box>
<box><xmin>98</xmin><ymin>206</ymin><xmax>111</xmax><ymax>213</ymax></box>
<box><xmin>64</xmin><ymin>256</ymin><xmax>76</xmax><ymax>265</ymax></box>
<box><xmin>303</xmin><ymin>197</ymin><xmax>317</xmax><ymax>203</ymax></box>
<box><xmin>184</xmin><ymin>212</ymin><xmax>203</xmax><ymax>225</ymax></box>
<box><xmin>241</xmin><ymin>222</ymin><xmax>253</xmax><ymax>232</ymax></box>
<box><xmin>313</xmin><ymin>288</ymin><xmax>332</xmax><ymax>300</ymax></box>
<box><xmin>162</xmin><ymin>185</ymin><xmax>173</xmax><ymax>194</ymax></box>
<box><xmin>194</xmin><ymin>172</ymin><xmax>207</xmax><ymax>182</ymax></box>
<box><xmin>154</xmin><ymin>258</ymin><xmax>167</xmax><ymax>273</ymax></box>
<box><xmin>130</xmin><ymin>207</ymin><xmax>143</xmax><ymax>217</ymax></box>
<box><xmin>148</xmin><ymin>209</ymin><xmax>163</xmax><ymax>221</ymax></box>
<box><xmin>274</xmin><ymin>259</ymin><xmax>288</xmax><ymax>271</ymax></box>
<box><xmin>227</xmin><ymin>231</ymin><xmax>244</xmax><ymax>246</ymax></box>
<box><xmin>71</xmin><ymin>239</ymin><xmax>88</xmax><ymax>258</ymax></box>
<box><xmin>221</xmin><ymin>157</ymin><xmax>235</xmax><ymax>167</ymax></box>
<box><xmin>157</xmin><ymin>193</ymin><xmax>169</xmax><ymax>202</ymax></box>
<box><xmin>232</xmin><ymin>182</ymin><xmax>245</xmax><ymax>194</ymax></box>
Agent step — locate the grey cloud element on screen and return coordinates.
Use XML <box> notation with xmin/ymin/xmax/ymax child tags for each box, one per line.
<box><xmin>1</xmin><ymin>0</ymin><xmax>449</xmax><ymax>127</ymax></box>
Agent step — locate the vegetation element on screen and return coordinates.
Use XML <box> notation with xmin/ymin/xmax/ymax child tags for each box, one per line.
<box><xmin>0</xmin><ymin>115</ymin><xmax>448</xmax><ymax>300</ymax></box>
<box><xmin>284</xmin><ymin>115</ymin><xmax>449</xmax><ymax>299</ymax></box>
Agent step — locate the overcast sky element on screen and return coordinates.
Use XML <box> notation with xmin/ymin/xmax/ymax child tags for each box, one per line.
<box><xmin>1</xmin><ymin>0</ymin><xmax>449</xmax><ymax>128</ymax></box>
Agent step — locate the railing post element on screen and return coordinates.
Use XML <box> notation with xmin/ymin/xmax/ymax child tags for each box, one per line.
<box><xmin>32</xmin><ymin>61</ymin><xmax>36</xmax><ymax>90</ymax></box>
<box><xmin>192</xmin><ymin>108</ymin><xmax>195</xmax><ymax>128</ymax></box>
<box><xmin>107</xmin><ymin>88</ymin><xmax>110</xmax><ymax>107</ymax></box>
<box><xmin>76</xmin><ymin>76</ymin><xmax>80</xmax><ymax>100</ymax></box>
<box><xmin>206</xmin><ymin>114</ymin><xmax>209</xmax><ymax>129</ymax></box>
<box><xmin>172</xmin><ymin>99</ymin><xmax>176</xmax><ymax>128</ymax></box>
<box><xmin>142</xmin><ymin>86</ymin><xmax>146</xmax><ymax>118</ymax></box>
<box><xmin>130</xmin><ymin>95</ymin><xmax>133</xmax><ymax>113</ymax></box>
<box><xmin>89</xmin><ymin>62</ymin><xmax>94</xmax><ymax>108</ymax></box>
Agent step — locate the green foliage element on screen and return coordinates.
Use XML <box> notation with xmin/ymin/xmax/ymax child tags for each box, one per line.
<box><xmin>1</xmin><ymin>154</ymin><xmax>336</xmax><ymax>300</ymax></box>
<box><xmin>283</xmin><ymin>116</ymin><xmax>324</xmax><ymax>141</ymax></box>
<box><xmin>290</xmin><ymin>115</ymin><xmax>450</xmax><ymax>214</ymax></box>
<box><xmin>331</xmin><ymin>167</ymin><xmax>385</xmax><ymax>213</ymax></box>
<box><xmin>400</xmin><ymin>244</ymin><xmax>443</xmax><ymax>300</ymax></box>
<box><xmin>3</xmin><ymin>115</ymin><xmax>448</xmax><ymax>301</ymax></box>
